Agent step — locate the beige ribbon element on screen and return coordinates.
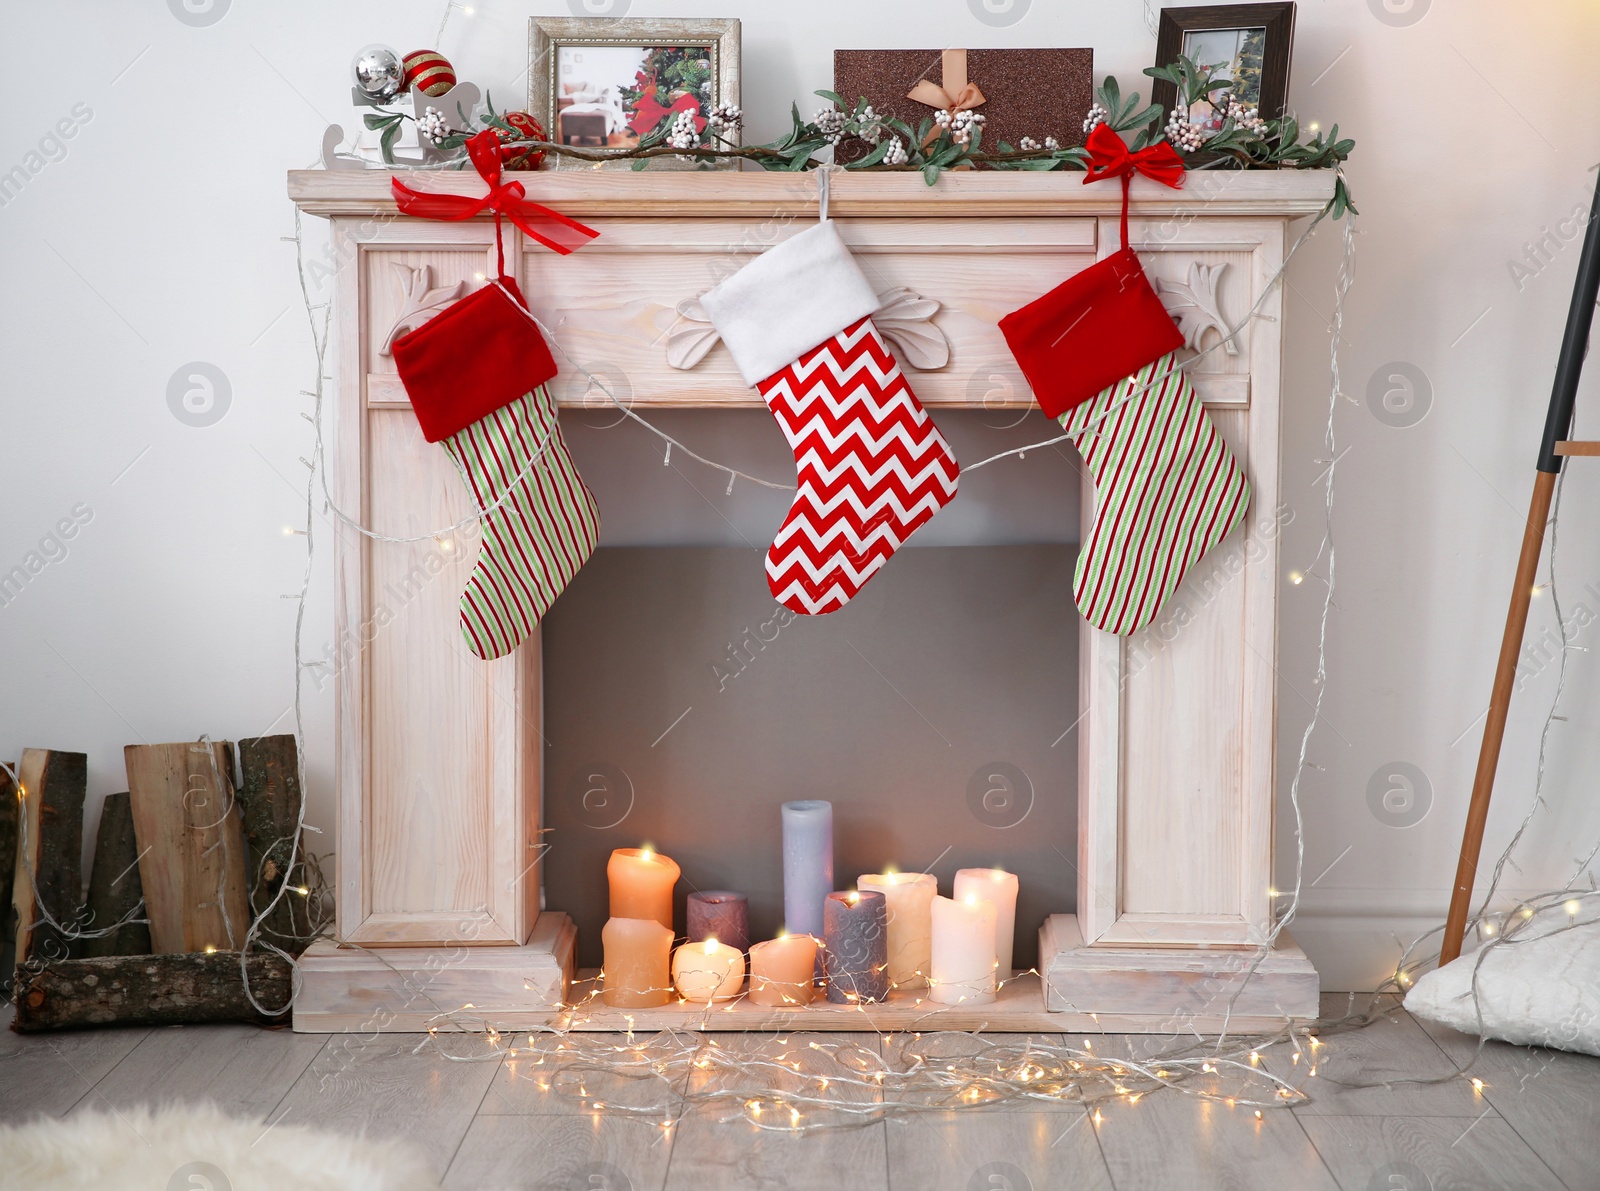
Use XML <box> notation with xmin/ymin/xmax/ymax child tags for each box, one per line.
<box><xmin>907</xmin><ymin>49</ymin><xmax>987</xmax><ymax>147</ymax></box>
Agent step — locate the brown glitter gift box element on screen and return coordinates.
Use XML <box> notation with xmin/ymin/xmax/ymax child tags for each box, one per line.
<box><xmin>832</xmin><ymin>47</ymin><xmax>1093</xmax><ymax>160</ymax></box>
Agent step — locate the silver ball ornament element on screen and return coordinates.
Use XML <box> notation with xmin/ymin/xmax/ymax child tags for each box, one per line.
<box><xmin>352</xmin><ymin>44</ymin><xmax>405</xmax><ymax>103</ymax></box>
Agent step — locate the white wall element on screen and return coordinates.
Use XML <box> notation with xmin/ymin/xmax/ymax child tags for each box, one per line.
<box><xmin>4</xmin><ymin>0</ymin><xmax>1598</xmax><ymax>991</ymax></box>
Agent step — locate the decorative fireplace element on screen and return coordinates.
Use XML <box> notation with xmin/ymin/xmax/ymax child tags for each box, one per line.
<box><xmin>286</xmin><ymin>168</ymin><xmax>1329</xmax><ymax>1033</ymax></box>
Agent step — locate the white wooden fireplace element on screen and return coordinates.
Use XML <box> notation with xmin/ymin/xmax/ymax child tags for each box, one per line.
<box><xmin>285</xmin><ymin>168</ymin><xmax>1331</xmax><ymax>1034</ymax></box>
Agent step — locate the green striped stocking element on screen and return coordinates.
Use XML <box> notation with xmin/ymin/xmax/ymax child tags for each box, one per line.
<box><xmin>1062</xmin><ymin>352</ymin><xmax>1250</xmax><ymax>636</ymax></box>
<box><xmin>441</xmin><ymin>382</ymin><xmax>599</xmax><ymax>660</ymax></box>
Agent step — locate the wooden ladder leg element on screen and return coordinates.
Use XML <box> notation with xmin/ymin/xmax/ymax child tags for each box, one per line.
<box><xmin>1439</xmin><ymin>469</ymin><xmax>1557</xmax><ymax>965</ymax></box>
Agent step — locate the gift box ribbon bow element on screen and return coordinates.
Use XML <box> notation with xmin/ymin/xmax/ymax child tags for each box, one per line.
<box><xmin>907</xmin><ymin>48</ymin><xmax>987</xmax><ymax>146</ymax></box>
<box><xmin>391</xmin><ymin>129</ymin><xmax>599</xmax><ymax>267</ymax></box>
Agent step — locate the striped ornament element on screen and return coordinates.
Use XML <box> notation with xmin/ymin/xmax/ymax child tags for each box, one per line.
<box><xmin>402</xmin><ymin>49</ymin><xmax>456</xmax><ymax>97</ymax></box>
<box><xmin>441</xmin><ymin>383</ymin><xmax>599</xmax><ymax>660</ymax></box>
<box><xmin>1062</xmin><ymin>352</ymin><xmax>1250</xmax><ymax>636</ymax></box>
<box><xmin>757</xmin><ymin>317</ymin><xmax>959</xmax><ymax>615</ymax></box>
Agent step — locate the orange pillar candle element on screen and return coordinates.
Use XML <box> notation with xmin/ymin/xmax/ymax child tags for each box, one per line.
<box><xmin>602</xmin><ymin>917</ymin><xmax>673</xmax><ymax>1008</ymax></box>
<box><xmin>607</xmin><ymin>847</ymin><xmax>680</xmax><ymax>930</ymax></box>
<box><xmin>671</xmin><ymin>938</ymin><xmax>746</xmax><ymax>1002</ymax></box>
<box><xmin>747</xmin><ymin>934</ymin><xmax>819</xmax><ymax>1007</ymax></box>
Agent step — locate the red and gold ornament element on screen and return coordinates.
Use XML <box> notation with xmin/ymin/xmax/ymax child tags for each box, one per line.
<box><xmin>496</xmin><ymin>111</ymin><xmax>548</xmax><ymax>170</ymax></box>
<box><xmin>401</xmin><ymin>50</ymin><xmax>456</xmax><ymax>97</ymax></box>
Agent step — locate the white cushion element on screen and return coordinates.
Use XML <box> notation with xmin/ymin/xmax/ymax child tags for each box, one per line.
<box><xmin>1404</xmin><ymin>905</ymin><xmax>1600</xmax><ymax>1056</ymax></box>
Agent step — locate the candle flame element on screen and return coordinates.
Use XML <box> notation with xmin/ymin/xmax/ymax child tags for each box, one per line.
<box><xmin>847</xmin><ymin>891</ymin><xmax>860</xmax><ymax>905</ymax></box>
<box><xmin>640</xmin><ymin>847</ymin><xmax>655</xmax><ymax>861</ymax></box>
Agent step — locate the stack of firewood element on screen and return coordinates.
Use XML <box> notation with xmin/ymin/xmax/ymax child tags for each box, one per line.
<box><xmin>6</xmin><ymin>735</ymin><xmax>318</xmax><ymax>1032</ymax></box>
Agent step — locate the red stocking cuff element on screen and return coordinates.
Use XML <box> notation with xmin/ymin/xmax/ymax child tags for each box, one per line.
<box><xmin>392</xmin><ymin>277</ymin><xmax>559</xmax><ymax>443</ymax></box>
<box><xmin>998</xmin><ymin>246</ymin><xmax>1183</xmax><ymax>420</ymax></box>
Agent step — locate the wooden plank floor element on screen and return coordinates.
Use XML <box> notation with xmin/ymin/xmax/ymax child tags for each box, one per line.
<box><xmin>3</xmin><ymin>997</ymin><xmax>1597</xmax><ymax>1190</ymax></box>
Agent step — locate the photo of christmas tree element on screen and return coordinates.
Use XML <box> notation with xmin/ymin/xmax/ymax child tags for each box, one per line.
<box><xmin>1180</xmin><ymin>25</ymin><xmax>1266</xmax><ymax>132</ymax></box>
<box><xmin>554</xmin><ymin>43</ymin><xmax>715</xmax><ymax>149</ymax></box>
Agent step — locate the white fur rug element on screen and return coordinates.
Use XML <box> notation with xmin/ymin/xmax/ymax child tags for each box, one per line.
<box><xmin>0</xmin><ymin>1103</ymin><xmax>443</xmax><ymax>1191</ymax></box>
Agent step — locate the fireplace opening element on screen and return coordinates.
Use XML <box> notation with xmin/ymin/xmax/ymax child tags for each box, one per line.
<box><xmin>544</xmin><ymin>410</ymin><xmax>1082</xmax><ymax>970</ymax></box>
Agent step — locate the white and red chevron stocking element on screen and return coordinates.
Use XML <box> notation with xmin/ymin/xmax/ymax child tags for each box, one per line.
<box><xmin>700</xmin><ymin>221</ymin><xmax>959</xmax><ymax>614</ymax></box>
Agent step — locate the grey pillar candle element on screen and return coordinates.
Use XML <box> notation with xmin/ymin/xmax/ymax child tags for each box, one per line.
<box><xmin>823</xmin><ymin>889</ymin><xmax>889</xmax><ymax>1003</ymax></box>
<box><xmin>686</xmin><ymin>890</ymin><xmax>749</xmax><ymax>954</ymax></box>
<box><xmin>781</xmin><ymin>800</ymin><xmax>833</xmax><ymax>940</ymax></box>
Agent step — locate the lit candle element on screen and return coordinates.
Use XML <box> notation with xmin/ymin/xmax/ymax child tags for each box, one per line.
<box><xmin>823</xmin><ymin>889</ymin><xmax>889</xmax><ymax>1004</ymax></box>
<box><xmin>686</xmin><ymin>890</ymin><xmax>750</xmax><ymax>954</ymax></box>
<box><xmin>601</xmin><ymin>916</ymin><xmax>673</xmax><ymax>1008</ymax></box>
<box><xmin>671</xmin><ymin>937</ymin><xmax>746</xmax><ymax>1002</ymax></box>
<box><xmin>607</xmin><ymin>847</ymin><xmax>680</xmax><ymax>931</ymax></box>
<box><xmin>781</xmin><ymin>801</ymin><xmax>833</xmax><ymax>946</ymax></box>
<box><xmin>953</xmin><ymin>868</ymin><xmax>1019</xmax><ymax>976</ymax></box>
<box><xmin>930</xmin><ymin>894</ymin><xmax>997</xmax><ymax>1006</ymax></box>
<box><xmin>748</xmin><ymin>934</ymin><xmax>819</xmax><ymax>1007</ymax></box>
<box><xmin>857</xmin><ymin>871</ymin><xmax>936</xmax><ymax>989</ymax></box>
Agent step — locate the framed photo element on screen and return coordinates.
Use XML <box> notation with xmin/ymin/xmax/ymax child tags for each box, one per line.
<box><xmin>1151</xmin><ymin>4</ymin><xmax>1295</xmax><ymax>139</ymax></box>
<box><xmin>528</xmin><ymin>17</ymin><xmax>740</xmax><ymax>170</ymax></box>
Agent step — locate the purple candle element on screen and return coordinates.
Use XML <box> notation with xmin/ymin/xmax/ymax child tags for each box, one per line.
<box><xmin>686</xmin><ymin>890</ymin><xmax>750</xmax><ymax>954</ymax></box>
<box><xmin>781</xmin><ymin>800</ymin><xmax>833</xmax><ymax>939</ymax></box>
<box><xmin>823</xmin><ymin>889</ymin><xmax>889</xmax><ymax>1004</ymax></box>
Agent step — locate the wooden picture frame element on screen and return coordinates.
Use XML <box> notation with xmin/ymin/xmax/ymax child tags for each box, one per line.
<box><xmin>1151</xmin><ymin>3</ymin><xmax>1296</xmax><ymax>127</ymax></box>
<box><xmin>528</xmin><ymin>17</ymin><xmax>741</xmax><ymax>171</ymax></box>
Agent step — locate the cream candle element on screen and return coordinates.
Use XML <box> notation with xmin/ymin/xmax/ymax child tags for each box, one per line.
<box><xmin>929</xmin><ymin>894</ymin><xmax>998</xmax><ymax>1006</ymax></box>
<box><xmin>748</xmin><ymin>934</ymin><xmax>818</xmax><ymax>1007</ymax></box>
<box><xmin>953</xmin><ymin>867</ymin><xmax>1019</xmax><ymax>976</ymax></box>
<box><xmin>857</xmin><ymin>871</ymin><xmax>936</xmax><ymax>989</ymax></box>
<box><xmin>607</xmin><ymin>847</ymin><xmax>680</xmax><ymax>931</ymax></box>
<box><xmin>601</xmin><ymin>916</ymin><xmax>673</xmax><ymax>1008</ymax></box>
<box><xmin>671</xmin><ymin>937</ymin><xmax>746</xmax><ymax>1002</ymax></box>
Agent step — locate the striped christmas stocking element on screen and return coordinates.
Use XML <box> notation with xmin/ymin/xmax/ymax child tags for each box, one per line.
<box><xmin>700</xmin><ymin>220</ymin><xmax>959</xmax><ymax>614</ymax></box>
<box><xmin>393</xmin><ymin>276</ymin><xmax>599</xmax><ymax>659</ymax></box>
<box><xmin>1061</xmin><ymin>353</ymin><xmax>1249</xmax><ymax>635</ymax></box>
<box><xmin>438</xmin><ymin>385</ymin><xmax>598</xmax><ymax>658</ymax></box>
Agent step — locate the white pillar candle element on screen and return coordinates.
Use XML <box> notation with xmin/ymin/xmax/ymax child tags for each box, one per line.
<box><xmin>954</xmin><ymin>868</ymin><xmax>1019</xmax><ymax>977</ymax></box>
<box><xmin>857</xmin><ymin>871</ymin><xmax>936</xmax><ymax>989</ymax></box>
<box><xmin>930</xmin><ymin>894</ymin><xmax>997</xmax><ymax>1006</ymax></box>
<box><xmin>671</xmin><ymin>937</ymin><xmax>746</xmax><ymax>1003</ymax></box>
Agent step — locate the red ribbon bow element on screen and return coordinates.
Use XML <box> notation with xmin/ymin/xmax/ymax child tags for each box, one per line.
<box><xmin>391</xmin><ymin>130</ymin><xmax>599</xmax><ymax>266</ymax></box>
<box><xmin>1081</xmin><ymin>123</ymin><xmax>1184</xmax><ymax>188</ymax></box>
<box><xmin>1082</xmin><ymin>124</ymin><xmax>1185</xmax><ymax>251</ymax></box>
<box><xmin>1083</xmin><ymin>123</ymin><xmax>1186</xmax><ymax>189</ymax></box>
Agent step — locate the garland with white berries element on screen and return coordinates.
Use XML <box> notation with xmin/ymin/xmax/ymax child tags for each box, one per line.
<box><xmin>384</xmin><ymin>56</ymin><xmax>1355</xmax><ymax>219</ymax></box>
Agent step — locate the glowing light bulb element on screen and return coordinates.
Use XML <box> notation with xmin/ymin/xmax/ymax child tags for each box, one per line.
<box><xmin>1288</xmin><ymin>571</ymin><xmax>1304</xmax><ymax>585</ymax></box>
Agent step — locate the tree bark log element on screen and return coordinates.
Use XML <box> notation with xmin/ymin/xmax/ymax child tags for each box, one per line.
<box><xmin>124</xmin><ymin>741</ymin><xmax>249</xmax><ymax>954</ymax></box>
<box><xmin>237</xmin><ymin>735</ymin><xmax>314</xmax><ymax>954</ymax></box>
<box><xmin>0</xmin><ymin>764</ymin><xmax>16</xmax><ymax>990</ymax></box>
<box><xmin>80</xmin><ymin>792</ymin><xmax>152</xmax><ymax>958</ymax></box>
<box><xmin>11</xmin><ymin>952</ymin><xmax>293</xmax><ymax>1032</ymax></box>
<box><xmin>11</xmin><ymin>749</ymin><xmax>86</xmax><ymax>965</ymax></box>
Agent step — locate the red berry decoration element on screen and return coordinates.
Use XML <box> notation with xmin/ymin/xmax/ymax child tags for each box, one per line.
<box><xmin>401</xmin><ymin>50</ymin><xmax>456</xmax><ymax>97</ymax></box>
<box><xmin>498</xmin><ymin>111</ymin><xmax>547</xmax><ymax>170</ymax></box>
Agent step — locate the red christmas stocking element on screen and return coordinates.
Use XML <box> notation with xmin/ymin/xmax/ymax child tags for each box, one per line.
<box><xmin>999</xmin><ymin>125</ymin><xmax>1250</xmax><ymax>636</ymax></box>
<box><xmin>700</xmin><ymin>220</ymin><xmax>959</xmax><ymax>614</ymax></box>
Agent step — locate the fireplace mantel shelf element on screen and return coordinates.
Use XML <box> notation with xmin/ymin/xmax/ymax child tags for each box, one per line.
<box><xmin>287</xmin><ymin>166</ymin><xmax>1336</xmax><ymax>219</ymax></box>
<box><xmin>289</xmin><ymin>165</ymin><xmax>1325</xmax><ymax>1033</ymax></box>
